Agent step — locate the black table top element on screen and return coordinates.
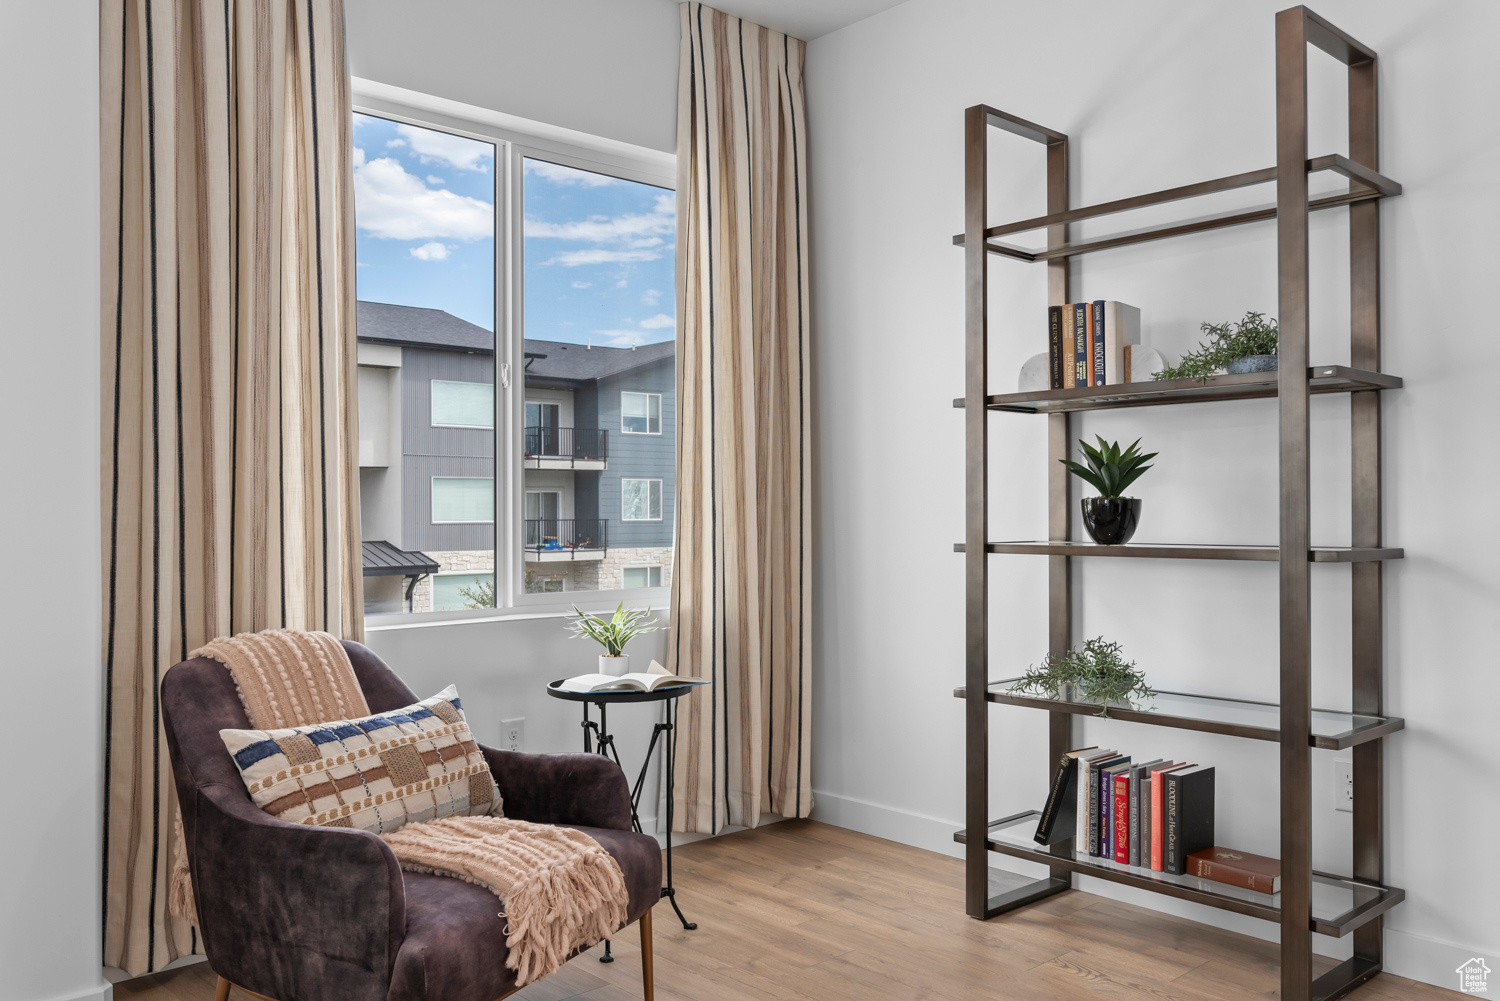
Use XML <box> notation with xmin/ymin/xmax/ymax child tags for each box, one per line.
<box><xmin>546</xmin><ymin>679</ymin><xmax>704</xmax><ymax>704</ymax></box>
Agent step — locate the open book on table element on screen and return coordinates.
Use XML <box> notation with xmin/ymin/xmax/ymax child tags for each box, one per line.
<box><xmin>558</xmin><ymin>660</ymin><xmax>710</xmax><ymax>694</ymax></box>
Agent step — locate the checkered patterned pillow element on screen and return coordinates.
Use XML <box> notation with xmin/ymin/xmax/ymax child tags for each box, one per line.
<box><xmin>219</xmin><ymin>684</ymin><xmax>503</xmax><ymax>835</ymax></box>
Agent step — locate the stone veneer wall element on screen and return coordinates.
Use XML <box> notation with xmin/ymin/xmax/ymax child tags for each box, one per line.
<box><xmin>400</xmin><ymin>547</ymin><xmax>673</xmax><ymax>610</ymax></box>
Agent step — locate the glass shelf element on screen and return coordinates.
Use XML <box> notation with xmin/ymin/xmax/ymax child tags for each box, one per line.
<box><xmin>953</xmin><ymin>541</ymin><xmax>1404</xmax><ymax>563</ymax></box>
<box><xmin>955</xmin><ymin>810</ymin><xmax>1404</xmax><ymax>937</ymax></box>
<box><xmin>953</xmin><ymin>680</ymin><xmax>1403</xmax><ymax>750</ymax></box>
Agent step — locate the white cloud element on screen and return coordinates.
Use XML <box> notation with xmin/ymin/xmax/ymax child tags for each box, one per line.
<box><xmin>353</xmin><ymin>147</ymin><xmax>366</xmax><ymax>167</ymax></box>
<box><xmin>410</xmin><ymin>241</ymin><xmax>451</xmax><ymax>261</ymax></box>
<box><xmin>544</xmin><ymin>249</ymin><xmax>659</xmax><ymax>267</ymax></box>
<box><xmin>354</xmin><ymin>156</ymin><xmax>493</xmax><ymax>241</ymax></box>
<box><xmin>641</xmin><ymin>289</ymin><xmax>661</xmax><ymax>307</ymax></box>
<box><xmin>386</xmin><ymin>138</ymin><xmax>408</xmax><ymax>149</ymax></box>
<box><xmin>594</xmin><ymin>329</ymin><xmax>649</xmax><ymax>347</ymax></box>
<box><xmin>571</xmin><ymin>280</ymin><xmax>593</xmax><ymax>289</ymax></box>
<box><xmin>427</xmin><ymin>175</ymin><xmax>445</xmax><ymax>185</ymax></box>
<box><xmin>526</xmin><ymin>206</ymin><xmax>674</xmax><ymax>243</ymax></box>
<box><xmin>395</xmin><ymin>124</ymin><xmax>492</xmax><ymax>172</ymax></box>
<box><xmin>628</xmin><ymin>237</ymin><xmax>665</xmax><ymax>249</ymax></box>
<box><xmin>640</xmin><ymin>313</ymin><xmax>674</xmax><ymax>330</ymax></box>
<box><xmin>525</xmin><ymin>160</ymin><xmax>619</xmax><ymax>187</ymax></box>
<box><xmin>615</xmin><ymin>279</ymin><xmax>628</xmax><ymax>288</ymax></box>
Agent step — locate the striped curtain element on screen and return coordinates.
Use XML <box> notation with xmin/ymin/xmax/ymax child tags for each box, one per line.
<box><xmin>100</xmin><ymin>0</ymin><xmax>362</xmax><ymax>976</ymax></box>
<box><xmin>668</xmin><ymin>3</ymin><xmax>812</xmax><ymax>833</ymax></box>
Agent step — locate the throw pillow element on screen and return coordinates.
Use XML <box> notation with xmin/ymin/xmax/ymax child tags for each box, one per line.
<box><xmin>219</xmin><ymin>684</ymin><xmax>503</xmax><ymax>835</ymax></box>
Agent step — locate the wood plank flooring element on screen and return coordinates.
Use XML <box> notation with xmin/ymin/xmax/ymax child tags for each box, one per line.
<box><xmin>115</xmin><ymin>820</ymin><xmax>1455</xmax><ymax>1001</ymax></box>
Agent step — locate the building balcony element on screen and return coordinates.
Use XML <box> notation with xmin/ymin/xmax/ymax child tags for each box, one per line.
<box><xmin>524</xmin><ymin>518</ymin><xmax>608</xmax><ymax>562</ymax></box>
<box><xmin>523</xmin><ymin>426</ymin><xmax>608</xmax><ymax>470</ymax></box>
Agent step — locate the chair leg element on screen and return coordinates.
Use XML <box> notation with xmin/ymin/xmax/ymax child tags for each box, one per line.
<box><xmin>213</xmin><ymin>978</ymin><xmax>231</xmax><ymax>1001</ymax></box>
<box><xmin>639</xmin><ymin>907</ymin><xmax>654</xmax><ymax>1001</ymax></box>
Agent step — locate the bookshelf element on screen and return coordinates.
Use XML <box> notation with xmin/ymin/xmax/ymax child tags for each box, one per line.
<box><xmin>955</xmin><ymin>8</ymin><xmax>1402</xmax><ymax>1001</ymax></box>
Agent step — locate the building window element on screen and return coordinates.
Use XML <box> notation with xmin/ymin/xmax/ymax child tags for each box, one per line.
<box><xmin>622</xmin><ymin>478</ymin><xmax>662</xmax><ymax>521</ymax></box>
<box><xmin>622</xmin><ymin>566</ymin><xmax>662</xmax><ymax>589</ymax></box>
<box><xmin>433</xmin><ymin>572</ymin><xmax>495</xmax><ymax>611</ymax></box>
<box><xmin>621</xmin><ymin>392</ymin><xmax>661</xmax><ymax>435</ymax></box>
<box><xmin>432</xmin><ymin>380</ymin><xmax>494</xmax><ymax>428</ymax></box>
<box><xmin>432</xmin><ymin>477</ymin><xmax>495</xmax><ymax>523</ymax></box>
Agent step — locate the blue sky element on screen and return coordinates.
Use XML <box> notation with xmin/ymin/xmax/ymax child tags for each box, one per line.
<box><xmin>352</xmin><ymin>113</ymin><xmax>675</xmax><ymax>346</ymax></box>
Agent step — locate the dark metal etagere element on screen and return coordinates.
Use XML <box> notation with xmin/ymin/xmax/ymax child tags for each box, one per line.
<box><xmin>956</xmin><ymin>8</ymin><xmax>1402</xmax><ymax>1001</ymax></box>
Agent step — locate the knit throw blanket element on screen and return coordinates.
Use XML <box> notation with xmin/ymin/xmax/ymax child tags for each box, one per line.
<box><xmin>171</xmin><ymin>629</ymin><xmax>628</xmax><ymax>985</ymax></box>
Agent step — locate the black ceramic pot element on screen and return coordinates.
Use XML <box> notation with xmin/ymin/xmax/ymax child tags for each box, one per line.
<box><xmin>1081</xmin><ymin>497</ymin><xmax>1141</xmax><ymax>545</ymax></box>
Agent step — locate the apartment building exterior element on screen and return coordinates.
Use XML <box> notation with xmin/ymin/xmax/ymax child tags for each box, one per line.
<box><xmin>355</xmin><ymin>300</ymin><xmax>674</xmax><ymax>614</ymax></box>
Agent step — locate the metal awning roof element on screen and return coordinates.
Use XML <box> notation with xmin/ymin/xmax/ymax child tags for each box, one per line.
<box><xmin>361</xmin><ymin>540</ymin><xmax>440</xmax><ymax>577</ymax></box>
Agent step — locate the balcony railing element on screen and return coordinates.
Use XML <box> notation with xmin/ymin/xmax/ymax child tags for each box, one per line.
<box><xmin>524</xmin><ymin>518</ymin><xmax>608</xmax><ymax>555</ymax></box>
<box><xmin>523</xmin><ymin>426</ymin><xmax>608</xmax><ymax>464</ymax></box>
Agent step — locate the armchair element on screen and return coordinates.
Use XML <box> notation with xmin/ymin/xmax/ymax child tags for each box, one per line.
<box><xmin>161</xmin><ymin>640</ymin><xmax>661</xmax><ymax>1001</ymax></box>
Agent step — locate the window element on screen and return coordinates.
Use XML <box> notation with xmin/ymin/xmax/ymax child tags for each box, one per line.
<box><xmin>355</xmin><ymin>93</ymin><xmax>675</xmax><ymax>619</ymax></box>
<box><xmin>621</xmin><ymin>392</ymin><xmax>661</xmax><ymax>435</ymax></box>
<box><xmin>622</xmin><ymin>478</ymin><xmax>662</xmax><ymax>521</ymax></box>
<box><xmin>622</xmin><ymin>566</ymin><xmax>662</xmax><ymax>589</ymax></box>
<box><xmin>432</xmin><ymin>572</ymin><xmax>495</xmax><ymax>611</ymax></box>
<box><xmin>432</xmin><ymin>380</ymin><xmax>494</xmax><ymax>428</ymax></box>
<box><xmin>432</xmin><ymin>477</ymin><xmax>494</xmax><ymax>523</ymax></box>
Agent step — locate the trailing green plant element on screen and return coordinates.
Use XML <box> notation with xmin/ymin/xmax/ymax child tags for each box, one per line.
<box><xmin>1061</xmin><ymin>436</ymin><xmax>1157</xmax><ymax>499</ymax></box>
<box><xmin>567</xmin><ymin>602</ymin><xmax>659</xmax><ymax>657</ymax></box>
<box><xmin>1012</xmin><ymin>637</ymin><xmax>1154</xmax><ymax>717</ymax></box>
<box><xmin>1155</xmin><ymin>310</ymin><xmax>1279</xmax><ymax>381</ymax></box>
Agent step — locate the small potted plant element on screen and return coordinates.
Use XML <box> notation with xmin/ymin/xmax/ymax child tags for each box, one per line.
<box><xmin>1062</xmin><ymin>435</ymin><xmax>1157</xmax><ymax>545</ymax></box>
<box><xmin>1013</xmin><ymin>637</ymin><xmax>1154</xmax><ymax>717</ymax></box>
<box><xmin>567</xmin><ymin>602</ymin><xmax>659</xmax><ymax>676</ymax></box>
<box><xmin>1155</xmin><ymin>310</ymin><xmax>1279</xmax><ymax>380</ymax></box>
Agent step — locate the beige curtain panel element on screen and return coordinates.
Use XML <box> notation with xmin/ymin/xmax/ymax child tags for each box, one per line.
<box><xmin>668</xmin><ymin>3</ymin><xmax>813</xmax><ymax>834</ymax></box>
<box><xmin>100</xmin><ymin>0</ymin><xmax>362</xmax><ymax>976</ymax></box>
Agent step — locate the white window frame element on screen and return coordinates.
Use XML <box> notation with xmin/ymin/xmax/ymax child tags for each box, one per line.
<box><xmin>355</xmin><ymin>78</ymin><xmax>674</xmax><ymax>628</ymax></box>
<box><xmin>620</xmin><ymin>391</ymin><xmax>662</xmax><ymax>435</ymax></box>
<box><xmin>621</xmin><ymin>478</ymin><xmax>663</xmax><ymax>522</ymax></box>
<box><xmin>430</xmin><ymin>379</ymin><xmax>496</xmax><ymax>429</ymax></box>
<box><xmin>431</xmin><ymin>476</ymin><xmax>496</xmax><ymax>524</ymax></box>
<box><xmin>621</xmin><ymin>565</ymin><xmax>663</xmax><ymax>589</ymax></box>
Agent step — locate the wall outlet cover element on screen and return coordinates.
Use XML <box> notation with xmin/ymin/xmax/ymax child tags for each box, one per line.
<box><xmin>502</xmin><ymin>717</ymin><xmax>525</xmax><ymax>753</ymax></box>
<box><xmin>1334</xmin><ymin>760</ymin><xmax>1353</xmax><ymax>813</ymax></box>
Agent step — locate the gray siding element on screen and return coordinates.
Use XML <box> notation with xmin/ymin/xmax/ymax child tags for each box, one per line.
<box><xmin>596</xmin><ymin>357</ymin><xmax>675</xmax><ymax>549</ymax></box>
<box><xmin>401</xmin><ymin>347</ymin><xmax>495</xmax><ymax>551</ymax></box>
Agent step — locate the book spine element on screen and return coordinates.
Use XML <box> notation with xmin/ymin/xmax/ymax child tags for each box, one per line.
<box><xmin>1080</xmin><ymin>301</ymin><xmax>1092</xmax><ymax>387</ymax></box>
<box><xmin>1062</xmin><ymin>305</ymin><xmax>1077</xmax><ymax>389</ymax></box>
<box><xmin>1123</xmin><ymin>343</ymin><xmax>1134</xmax><ymax>384</ymax></box>
<box><xmin>1048</xmin><ymin>305</ymin><xmax>1064</xmax><ymax>390</ymax></box>
<box><xmin>1077</xmin><ymin>760</ymin><xmax>1091</xmax><ymax>850</ymax></box>
<box><xmin>1034</xmin><ymin>754</ymin><xmax>1072</xmax><ymax>845</ymax></box>
<box><xmin>1086</xmin><ymin>764</ymin><xmax>1099</xmax><ymax>857</ymax></box>
<box><xmin>1092</xmin><ymin>299</ymin><xmax>1106</xmax><ymax>386</ymax></box>
<box><xmin>1099</xmin><ymin>765</ymin><xmax>1112</xmax><ymax>856</ymax></box>
<box><xmin>1113</xmin><ymin>773</ymin><xmax>1130</xmax><ymax>863</ymax></box>
<box><xmin>1129</xmin><ymin>770</ymin><xmax>1142</xmax><ymax>866</ymax></box>
<box><xmin>1139</xmin><ymin>775</ymin><xmax>1152</xmax><ymax>868</ymax></box>
<box><xmin>1188</xmin><ymin>858</ymin><xmax>1278</xmax><ymax>894</ymax></box>
<box><xmin>1151</xmin><ymin>772</ymin><xmax>1165</xmax><ymax>871</ymax></box>
<box><xmin>1165</xmin><ymin>772</ymin><xmax>1182</xmax><ymax>875</ymax></box>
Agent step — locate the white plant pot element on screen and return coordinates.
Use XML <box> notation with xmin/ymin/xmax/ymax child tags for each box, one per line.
<box><xmin>599</xmin><ymin>655</ymin><xmax>630</xmax><ymax>677</ymax></box>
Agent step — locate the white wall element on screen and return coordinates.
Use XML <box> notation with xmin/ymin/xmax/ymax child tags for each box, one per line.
<box><xmin>345</xmin><ymin>0</ymin><xmax>681</xmax><ymax>153</ymax></box>
<box><xmin>805</xmin><ymin>0</ymin><xmax>1499</xmax><ymax>990</ymax></box>
<box><xmin>0</xmin><ymin>3</ymin><xmax>108</xmax><ymax>1001</ymax></box>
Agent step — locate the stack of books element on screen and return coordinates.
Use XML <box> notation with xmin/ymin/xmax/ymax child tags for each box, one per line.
<box><xmin>1048</xmin><ymin>301</ymin><xmax>1141</xmax><ymax>389</ymax></box>
<box><xmin>1033</xmin><ymin>746</ymin><xmax>1229</xmax><ymax>880</ymax></box>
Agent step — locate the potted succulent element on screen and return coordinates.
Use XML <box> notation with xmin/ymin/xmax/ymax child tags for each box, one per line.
<box><xmin>567</xmin><ymin>602</ymin><xmax>659</xmax><ymax>676</ymax></box>
<box><xmin>1155</xmin><ymin>310</ymin><xmax>1279</xmax><ymax>380</ymax></box>
<box><xmin>1012</xmin><ymin>637</ymin><xmax>1154</xmax><ymax>717</ymax></box>
<box><xmin>1062</xmin><ymin>435</ymin><xmax>1157</xmax><ymax>545</ymax></box>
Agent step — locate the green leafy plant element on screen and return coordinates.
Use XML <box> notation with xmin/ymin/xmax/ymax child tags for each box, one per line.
<box><xmin>567</xmin><ymin>602</ymin><xmax>659</xmax><ymax>657</ymax></box>
<box><xmin>1155</xmin><ymin>310</ymin><xmax>1279</xmax><ymax>381</ymax></box>
<box><xmin>459</xmin><ymin>578</ymin><xmax>496</xmax><ymax>609</ymax></box>
<box><xmin>1061</xmin><ymin>436</ymin><xmax>1157</xmax><ymax>499</ymax></box>
<box><xmin>1012</xmin><ymin>637</ymin><xmax>1154</xmax><ymax>717</ymax></box>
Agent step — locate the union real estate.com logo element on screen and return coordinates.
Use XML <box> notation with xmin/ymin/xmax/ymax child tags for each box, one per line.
<box><xmin>1459</xmin><ymin>957</ymin><xmax>1492</xmax><ymax>994</ymax></box>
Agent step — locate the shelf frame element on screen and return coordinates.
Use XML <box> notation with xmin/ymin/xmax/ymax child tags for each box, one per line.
<box><xmin>957</xmin><ymin>9</ymin><xmax>1396</xmax><ymax>1000</ymax></box>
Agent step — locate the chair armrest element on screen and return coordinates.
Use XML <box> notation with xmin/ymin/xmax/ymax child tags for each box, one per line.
<box><xmin>189</xmin><ymin>782</ymin><xmax>405</xmax><ymax>1001</ymax></box>
<box><xmin>482</xmin><ymin>747</ymin><xmax>634</xmax><ymax>831</ymax></box>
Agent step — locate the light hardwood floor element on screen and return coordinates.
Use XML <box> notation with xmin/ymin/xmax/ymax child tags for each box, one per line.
<box><xmin>116</xmin><ymin>820</ymin><xmax>1454</xmax><ymax>1001</ymax></box>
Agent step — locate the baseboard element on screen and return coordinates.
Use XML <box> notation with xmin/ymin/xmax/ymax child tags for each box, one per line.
<box><xmin>810</xmin><ymin>788</ymin><xmax>1486</xmax><ymax>994</ymax></box>
<box><xmin>29</xmin><ymin>982</ymin><xmax>112</xmax><ymax>1001</ymax></box>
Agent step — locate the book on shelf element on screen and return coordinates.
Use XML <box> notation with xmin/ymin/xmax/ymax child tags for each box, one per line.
<box><xmin>1164</xmin><ymin>765</ymin><xmax>1216</xmax><ymax>876</ymax></box>
<box><xmin>1112</xmin><ymin>770</ymin><xmax>1131</xmax><ymax>862</ymax></box>
<box><xmin>1046</xmin><ymin>300</ymin><xmax>1142</xmax><ymax>389</ymax></box>
<box><xmin>1129</xmin><ymin>759</ymin><xmax>1168</xmax><ymax>866</ymax></box>
<box><xmin>1100</xmin><ymin>760</ymin><xmax>1134</xmax><ymax>857</ymax></box>
<box><xmin>1187</xmin><ymin>846</ymin><xmax>1281</xmax><ymax>894</ymax></box>
<box><xmin>556</xmin><ymin>661</ymin><xmax>709</xmax><ymax>694</ymax></box>
<box><xmin>1034</xmin><ymin>746</ymin><xmax>1100</xmax><ymax>845</ymax></box>
<box><xmin>1081</xmin><ymin>752</ymin><xmax>1124</xmax><ymax>856</ymax></box>
<box><xmin>1150</xmin><ymin>763</ymin><xmax>1191</xmax><ymax>871</ymax></box>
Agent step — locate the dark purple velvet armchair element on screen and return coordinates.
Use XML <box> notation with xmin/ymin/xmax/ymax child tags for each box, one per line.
<box><xmin>161</xmin><ymin>640</ymin><xmax>661</xmax><ymax>1001</ymax></box>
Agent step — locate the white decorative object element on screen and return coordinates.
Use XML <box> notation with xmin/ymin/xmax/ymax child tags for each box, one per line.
<box><xmin>1018</xmin><ymin>352</ymin><xmax>1051</xmax><ymax>392</ymax></box>
<box><xmin>1130</xmin><ymin>345</ymin><xmax>1168</xmax><ymax>382</ymax></box>
<box><xmin>599</xmin><ymin>655</ymin><xmax>630</xmax><ymax>677</ymax></box>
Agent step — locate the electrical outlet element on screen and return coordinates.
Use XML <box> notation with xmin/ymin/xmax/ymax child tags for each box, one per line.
<box><xmin>502</xmin><ymin>717</ymin><xmax>525</xmax><ymax>752</ymax></box>
<box><xmin>1334</xmin><ymin>760</ymin><xmax>1353</xmax><ymax>813</ymax></box>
